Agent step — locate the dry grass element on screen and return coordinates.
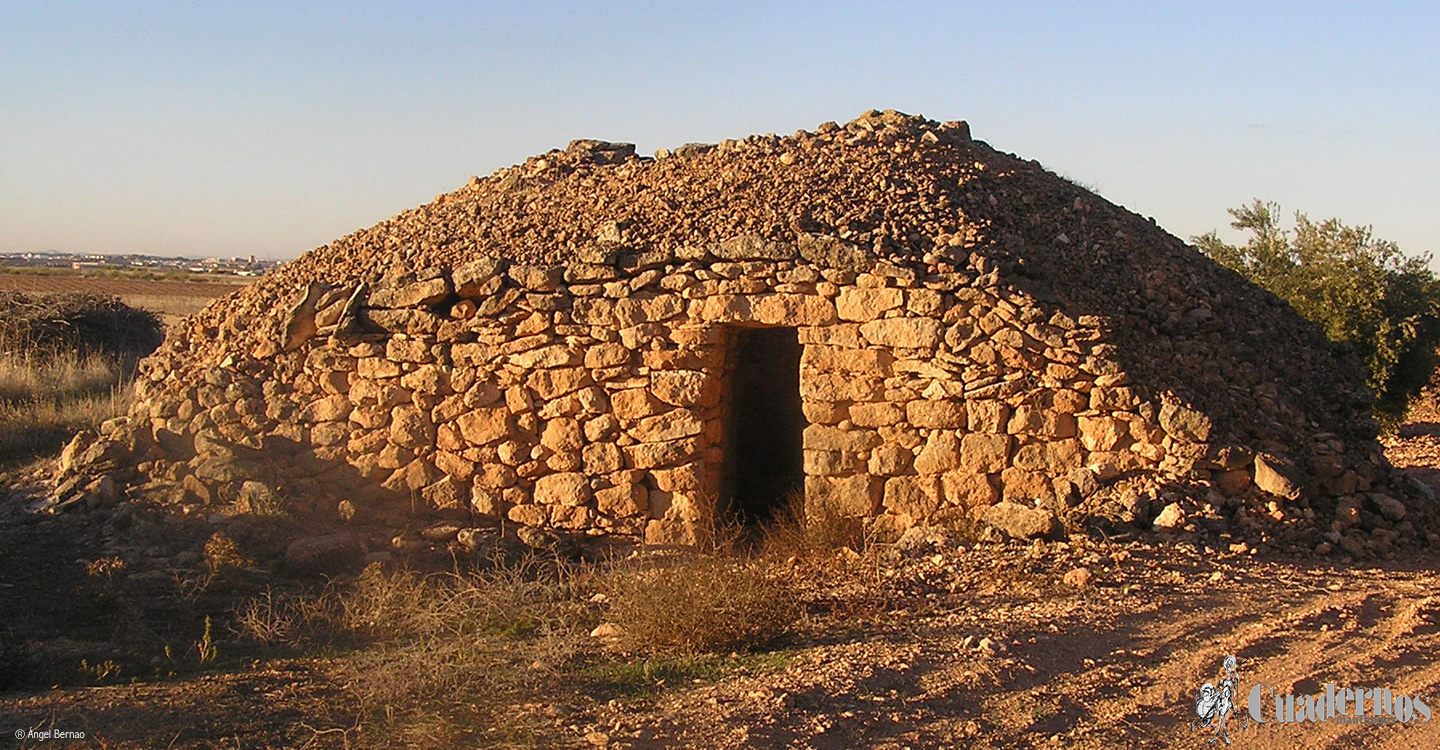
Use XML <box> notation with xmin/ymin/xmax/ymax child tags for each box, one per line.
<box><xmin>605</xmin><ymin>554</ymin><xmax>799</xmax><ymax>655</ymax></box>
<box><xmin>760</xmin><ymin>488</ymin><xmax>868</xmax><ymax>561</ymax></box>
<box><xmin>0</xmin><ymin>292</ymin><xmax>159</xmax><ymax>466</ymax></box>
<box><xmin>0</xmin><ymin>354</ymin><xmax>133</xmax><ymax>466</ymax></box>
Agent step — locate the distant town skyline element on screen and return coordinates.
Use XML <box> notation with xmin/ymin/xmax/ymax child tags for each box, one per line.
<box><xmin>3</xmin><ymin>2</ymin><xmax>1437</xmax><ymax>266</ymax></box>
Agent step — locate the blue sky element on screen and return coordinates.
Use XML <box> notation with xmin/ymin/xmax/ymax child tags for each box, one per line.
<box><xmin>2</xmin><ymin>1</ymin><xmax>1437</xmax><ymax>263</ymax></box>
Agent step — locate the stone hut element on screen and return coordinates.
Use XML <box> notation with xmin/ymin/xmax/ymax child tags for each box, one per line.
<box><xmin>60</xmin><ymin>110</ymin><xmax>1422</xmax><ymax>556</ymax></box>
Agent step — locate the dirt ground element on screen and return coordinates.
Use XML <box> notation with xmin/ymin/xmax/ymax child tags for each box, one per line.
<box><xmin>3</xmin><ymin>414</ymin><xmax>1439</xmax><ymax>748</ymax></box>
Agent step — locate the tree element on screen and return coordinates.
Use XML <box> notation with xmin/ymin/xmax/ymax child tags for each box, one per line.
<box><xmin>1194</xmin><ymin>200</ymin><xmax>1440</xmax><ymax>431</ymax></box>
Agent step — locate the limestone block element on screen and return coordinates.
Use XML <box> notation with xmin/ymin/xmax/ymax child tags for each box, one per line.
<box><xmin>882</xmin><ymin>475</ymin><xmax>940</xmax><ymax>520</ymax></box>
<box><xmin>455</xmin><ymin>408</ymin><xmax>510</xmax><ymax>446</ymax></box>
<box><xmin>803</xmin><ymin>424</ymin><xmax>882</xmax><ymax>452</ymax></box>
<box><xmin>400</xmin><ymin>365</ymin><xmax>448</xmax><ymax>395</ymax></box>
<box><xmin>420</xmin><ymin>478</ymin><xmax>466</xmax><ymax>510</ymax></box>
<box><xmin>941</xmin><ymin>472</ymin><xmax>999</xmax><ymax>508</ymax></box>
<box><xmin>1013</xmin><ymin>440</ymin><xmax>1082</xmax><ymax>474</ymax></box>
<box><xmin>527</xmin><ymin>367</ymin><xmax>591</xmax><ymax>400</ymax></box>
<box><xmin>800</xmin><ymin>372</ymin><xmax>882</xmax><ymax>402</ymax></box>
<box><xmin>386</xmin><ymin>337</ymin><xmax>432</xmax><ymax>363</ymax></box>
<box><xmin>611</xmin><ymin>388</ymin><xmax>665</xmax><ymax>420</ymax></box>
<box><xmin>905</xmin><ymin>400</ymin><xmax>967</xmax><ymax>429</ymax></box>
<box><xmin>859</xmin><ymin>318</ymin><xmax>943</xmax><ymax>349</ymax></box>
<box><xmin>914</xmin><ymin>432</ymin><xmax>963</xmax><ymax>475</ymax></box>
<box><xmin>651</xmin><ymin>369</ymin><xmax>712</xmax><ymax>407</ymax></box>
<box><xmin>746</xmin><ymin>293</ymin><xmax>837</xmax><ymax>326</ymax></box>
<box><xmin>1089</xmin><ymin>386</ymin><xmax>1138</xmax><ymax>411</ymax></box>
<box><xmin>370</xmin><ymin>277</ymin><xmax>450</xmax><ymax>308</ymax></box>
<box><xmin>805</xmin><ymin>474</ymin><xmax>882</xmax><ymax>517</ymax></box>
<box><xmin>868</xmin><ymin>444</ymin><xmax>913</xmax><ymax>475</ymax></box>
<box><xmin>804</xmin><ymin>449</ymin><xmax>864</xmax><ymax>476</ymax></box>
<box><xmin>533</xmin><ymin>472</ymin><xmax>592</xmax><ymax>506</ymax></box>
<box><xmin>629</xmin><ymin>410</ymin><xmax>704</xmax><ymax>442</ymax></box>
<box><xmin>1000</xmin><ymin>467</ymin><xmax>1054</xmax><ymax>503</ymax></box>
<box><xmin>356</xmin><ymin>357</ymin><xmax>403</xmax><ymax>379</ymax></box>
<box><xmin>959</xmin><ymin>433</ymin><xmax>1011</xmax><ymax>473</ymax></box>
<box><xmin>511</xmin><ymin>345</ymin><xmax>580</xmax><ymax>369</ymax></box>
<box><xmin>966</xmin><ymin>400</ymin><xmax>1009</xmax><ymax>433</ymax></box>
<box><xmin>476</xmin><ymin>462</ymin><xmax>518</xmax><ymax>489</ymax></box>
<box><xmin>802</xmin><ymin>400</ymin><xmax>848</xmax><ymax>425</ymax></box>
<box><xmin>596</xmin><ymin>483</ymin><xmax>646</xmax><ymax>517</ymax></box>
<box><xmin>623</xmin><ymin>438</ymin><xmax>699</xmax><ymax>469</ymax></box>
<box><xmin>584</xmin><ymin>342</ymin><xmax>630</xmax><ymax>369</ymax></box>
<box><xmin>387</xmin><ymin>406</ymin><xmax>433</xmax><ymax>448</ymax></box>
<box><xmin>982</xmin><ymin>501</ymin><xmax>1063</xmax><ymax>540</ymax></box>
<box><xmin>800</xmin><ymin>345</ymin><xmax>895</xmax><ymax>375</ymax></box>
<box><xmin>1254</xmin><ymin>453</ymin><xmax>1303</xmax><ymax>500</ymax></box>
<box><xmin>508</xmin><ymin>504</ymin><xmax>548</xmax><ymax>527</ymax></box>
<box><xmin>1007</xmin><ymin>406</ymin><xmax>1075</xmax><ymax>438</ymax></box>
<box><xmin>1159</xmin><ymin>402</ymin><xmax>1213</xmax><ymax>443</ymax></box>
<box><xmin>432</xmin><ymin>450</ymin><xmax>474</xmax><ymax>482</ymax></box>
<box><xmin>301</xmin><ymin>395</ymin><xmax>352</xmax><ymax>423</ymax></box>
<box><xmin>507</xmin><ymin>263</ymin><xmax>562</xmax><ymax>292</ymax></box>
<box><xmin>1078</xmin><ymin>415</ymin><xmax>1129</xmax><ymax>452</ymax></box>
<box><xmin>848</xmin><ymin>402</ymin><xmax>903</xmax><ymax>427</ymax></box>
<box><xmin>540</xmin><ymin>417</ymin><xmax>584</xmax><ymax>454</ymax></box>
<box><xmin>614</xmin><ymin>294</ymin><xmax>684</xmax><ymax>327</ymax></box>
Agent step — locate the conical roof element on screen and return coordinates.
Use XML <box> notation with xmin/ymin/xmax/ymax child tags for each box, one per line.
<box><xmin>156</xmin><ymin>109</ymin><xmax>1372</xmax><ymax>453</ymax></box>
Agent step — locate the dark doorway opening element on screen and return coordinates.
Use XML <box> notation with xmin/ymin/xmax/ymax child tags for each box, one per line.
<box><xmin>721</xmin><ymin>326</ymin><xmax>804</xmax><ymax>527</ymax></box>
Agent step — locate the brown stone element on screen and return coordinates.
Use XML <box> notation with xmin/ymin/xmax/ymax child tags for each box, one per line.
<box><xmin>914</xmin><ymin>432</ymin><xmax>963</xmax><ymax>475</ymax></box>
<box><xmin>849</xmin><ymin>402</ymin><xmax>903</xmax><ymax>427</ymax></box>
<box><xmin>805</xmin><ymin>474</ymin><xmax>881</xmax><ymax>517</ymax></box>
<box><xmin>1007</xmin><ymin>406</ymin><xmax>1077</xmax><ymax>438</ymax></box>
<box><xmin>533</xmin><ymin>472</ymin><xmax>591</xmax><ymax>506</ymax></box>
<box><xmin>868</xmin><ymin>444</ymin><xmax>913</xmax><ymax>475</ymax></box>
<box><xmin>803</xmin><ymin>424</ymin><xmax>883</xmax><ymax>452</ymax></box>
<box><xmin>527</xmin><ymin>367</ymin><xmax>591</xmax><ymax>399</ymax></box>
<box><xmin>804</xmin><ymin>449</ymin><xmax>864</xmax><ymax>476</ymax></box>
<box><xmin>966</xmin><ymin>400</ymin><xmax>1009</xmax><ymax>433</ymax></box>
<box><xmin>629</xmin><ymin>410</ymin><xmax>704</xmax><ymax>442</ymax></box>
<box><xmin>455</xmin><ymin>408</ymin><xmax>510</xmax><ymax>446</ymax></box>
<box><xmin>611</xmin><ymin>388</ymin><xmax>664</xmax><ymax>420</ymax></box>
<box><xmin>596</xmin><ymin>483</ymin><xmax>646</xmax><ymax>517</ymax></box>
<box><xmin>584</xmin><ymin>342</ymin><xmax>630</xmax><ymax>369</ymax></box>
<box><xmin>835</xmin><ymin>287</ymin><xmax>904</xmax><ymax>321</ymax></box>
<box><xmin>959</xmin><ymin>433</ymin><xmax>1010</xmax><ymax>473</ymax></box>
<box><xmin>859</xmin><ymin>318</ymin><xmax>943</xmax><ymax>349</ymax></box>
<box><xmin>651</xmin><ymin>370</ymin><xmax>712</xmax><ymax>406</ymax></box>
<box><xmin>623</xmin><ymin>438</ymin><xmax>699</xmax><ymax>469</ymax></box>
<box><xmin>301</xmin><ymin>395</ymin><xmax>351</xmax><ymax>423</ymax></box>
<box><xmin>905</xmin><ymin>400</ymin><xmax>967</xmax><ymax>429</ymax></box>
<box><xmin>882</xmin><ymin>475</ymin><xmax>939</xmax><ymax>520</ymax></box>
<box><xmin>540</xmin><ymin>418</ymin><xmax>583</xmax><ymax>453</ymax></box>
<box><xmin>1078</xmin><ymin>415</ymin><xmax>1129</xmax><ymax>452</ymax></box>
<box><xmin>389</xmin><ymin>406</ymin><xmax>434</xmax><ymax>448</ymax></box>
<box><xmin>941</xmin><ymin>472</ymin><xmax>998</xmax><ymax>508</ymax></box>
<box><xmin>981</xmin><ymin>501</ymin><xmax>1063</xmax><ymax>540</ymax></box>
<box><xmin>1254</xmin><ymin>453</ymin><xmax>1303</xmax><ymax>500</ymax></box>
<box><xmin>1159</xmin><ymin>402</ymin><xmax>1212</xmax><ymax>443</ymax></box>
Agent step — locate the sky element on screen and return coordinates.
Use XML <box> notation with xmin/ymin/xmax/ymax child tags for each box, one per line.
<box><xmin>2</xmin><ymin>1</ymin><xmax>1437</xmax><ymax>264</ymax></box>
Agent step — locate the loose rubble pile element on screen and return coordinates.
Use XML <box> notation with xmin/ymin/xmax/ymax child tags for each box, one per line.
<box><xmin>51</xmin><ymin>109</ymin><xmax>1435</xmax><ymax>561</ymax></box>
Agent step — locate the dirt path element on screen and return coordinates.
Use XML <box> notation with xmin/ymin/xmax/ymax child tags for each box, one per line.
<box><xmin>3</xmin><ymin>420</ymin><xmax>1439</xmax><ymax>748</ymax></box>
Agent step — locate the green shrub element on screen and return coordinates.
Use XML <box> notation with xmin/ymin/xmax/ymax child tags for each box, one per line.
<box><xmin>1195</xmin><ymin>200</ymin><xmax>1440</xmax><ymax>429</ymax></box>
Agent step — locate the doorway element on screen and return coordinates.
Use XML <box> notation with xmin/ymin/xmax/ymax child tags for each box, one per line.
<box><xmin>720</xmin><ymin>326</ymin><xmax>804</xmax><ymax>526</ymax></box>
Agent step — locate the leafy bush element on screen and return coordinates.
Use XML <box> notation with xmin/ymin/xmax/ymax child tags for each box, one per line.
<box><xmin>1195</xmin><ymin>200</ymin><xmax>1440</xmax><ymax>429</ymax></box>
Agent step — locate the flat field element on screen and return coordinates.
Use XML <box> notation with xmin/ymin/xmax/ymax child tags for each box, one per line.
<box><xmin>0</xmin><ymin>273</ymin><xmax>248</xmax><ymax>324</ymax></box>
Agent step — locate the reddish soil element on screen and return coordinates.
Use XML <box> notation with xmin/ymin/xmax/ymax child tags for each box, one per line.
<box><xmin>0</xmin><ymin>276</ymin><xmax>245</xmax><ymax>299</ymax></box>
<box><xmin>2</xmin><ymin>411</ymin><xmax>1439</xmax><ymax>748</ymax></box>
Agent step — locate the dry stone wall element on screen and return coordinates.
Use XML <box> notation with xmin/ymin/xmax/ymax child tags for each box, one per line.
<box><xmin>52</xmin><ymin>110</ymin><xmax>1431</xmax><ymax>557</ymax></box>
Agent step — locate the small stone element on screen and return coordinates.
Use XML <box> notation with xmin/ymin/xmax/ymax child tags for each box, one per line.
<box><xmin>981</xmin><ymin>501</ymin><xmax>1064</xmax><ymax>540</ymax></box>
<box><xmin>1153</xmin><ymin>503</ymin><xmax>1186</xmax><ymax>529</ymax></box>
<box><xmin>1062</xmin><ymin>567</ymin><xmax>1092</xmax><ymax>587</ymax></box>
<box><xmin>589</xmin><ymin>623</ymin><xmax>622</xmax><ymax>639</ymax></box>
